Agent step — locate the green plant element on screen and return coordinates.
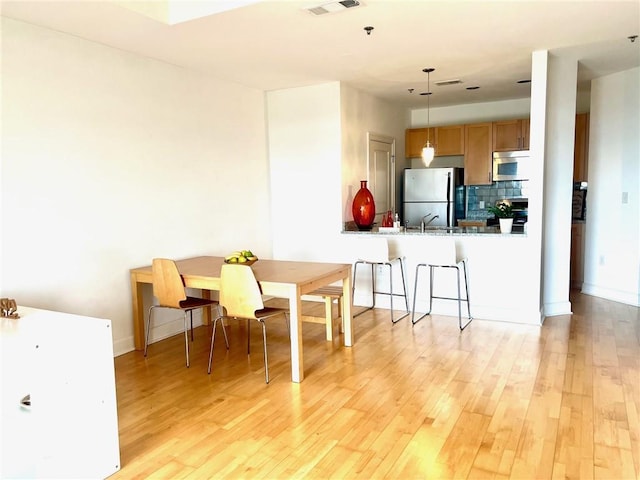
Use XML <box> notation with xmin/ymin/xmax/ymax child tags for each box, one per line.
<box><xmin>487</xmin><ymin>202</ymin><xmax>514</xmax><ymax>218</ymax></box>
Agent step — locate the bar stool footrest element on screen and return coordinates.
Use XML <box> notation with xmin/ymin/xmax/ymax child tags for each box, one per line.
<box><xmin>431</xmin><ymin>295</ymin><xmax>471</xmax><ymax>303</ymax></box>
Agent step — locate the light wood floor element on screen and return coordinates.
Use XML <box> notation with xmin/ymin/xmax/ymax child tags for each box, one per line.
<box><xmin>111</xmin><ymin>292</ymin><xmax>639</xmax><ymax>479</ymax></box>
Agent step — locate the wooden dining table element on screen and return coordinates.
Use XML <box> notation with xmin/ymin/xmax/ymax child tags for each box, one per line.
<box><xmin>130</xmin><ymin>256</ymin><xmax>353</xmax><ymax>383</ymax></box>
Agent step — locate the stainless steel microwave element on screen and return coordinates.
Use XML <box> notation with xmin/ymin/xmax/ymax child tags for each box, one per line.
<box><xmin>493</xmin><ymin>150</ymin><xmax>530</xmax><ymax>181</ymax></box>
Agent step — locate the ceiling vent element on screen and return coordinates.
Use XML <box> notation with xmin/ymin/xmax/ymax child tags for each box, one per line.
<box><xmin>435</xmin><ymin>79</ymin><xmax>463</xmax><ymax>87</ymax></box>
<box><xmin>307</xmin><ymin>0</ymin><xmax>361</xmax><ymax>15</ymax></box>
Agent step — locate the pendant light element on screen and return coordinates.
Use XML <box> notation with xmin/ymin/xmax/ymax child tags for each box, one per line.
<box><xmin>421</xmin><ymin>67</ymin><xmax>435</xmax><ymax>166</ymax></box>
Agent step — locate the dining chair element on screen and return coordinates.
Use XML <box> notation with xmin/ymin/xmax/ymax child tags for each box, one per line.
<box><xmin>208</xmin><ymin>264</ymin><xmax>289</xmax><ymax>383</ymax></box>
<box><xmin>411</xmin><ymin>237</ymin><xmax>472</xmax><ymax>330</ymax></box>
<box><xmin>352</xmin><ymin>236</ymin><xmax>409</xmax><ymax>323</ymax></box>
<box><xmin>144</xmin><ymin>258</ymin><xmax>228</xmax><ymax>367</ymax></box>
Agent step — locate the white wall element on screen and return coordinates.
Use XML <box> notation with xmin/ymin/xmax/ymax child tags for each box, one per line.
<box><xmin>1</xmin><ymin>18</ymin><xmax>272</xmax><ymax>354</ymax></box>
<box><xmin>583</xmin><ymin>67</ymin><xmax>640</xmax><ymax>306</ymax></box>
<box><xmin>541</xmin><ymin>54</ymin><xmax>578</xmax><ymax>316</ymax></box>
<box><xmin>266</xmin><ymin>82</ymin><xmax>343</xmax><ymax>262</ymax></box>
<box><xmin>411</xmin><ymin>97</ymin><xmax>531</xmax><ymax>127</ymax></box>
<box><xmin>341</xmin><ymin>84</ymin><xmax>407</xmax><ymax>226</ymax></box>
<box><xmin>528</xmin><ymin>50</ymin><xmax>548</xmax><ymax>320</ymax></box>
<box><xmin>267</xmin><ymin>82</ymin><xmax>407</xmax><ymax>266</ymax></box>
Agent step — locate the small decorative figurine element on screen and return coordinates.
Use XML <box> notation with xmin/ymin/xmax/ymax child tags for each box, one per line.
<box><xmin>0</xmin><ymin>298</ymin><xmax>19</xmax><ymax>318</ymax></box>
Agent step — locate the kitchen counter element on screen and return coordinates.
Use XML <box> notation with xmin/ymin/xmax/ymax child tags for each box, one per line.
<box><xmin>342</xmin><ymin>225</ymin><xmax>526</xmax><ymax>237</ymax></box>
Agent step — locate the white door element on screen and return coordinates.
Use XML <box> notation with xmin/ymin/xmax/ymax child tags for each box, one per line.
<box><xmin>368</xmin><ymin>134</ymin><xmax>395</xmax><ymax>223</ymax></box>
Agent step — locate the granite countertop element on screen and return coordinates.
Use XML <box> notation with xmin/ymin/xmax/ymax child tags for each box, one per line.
<box><xmin>342</xmin><ymin>224</ymin><xmax>526</xmax><ymax>237</ymax></box>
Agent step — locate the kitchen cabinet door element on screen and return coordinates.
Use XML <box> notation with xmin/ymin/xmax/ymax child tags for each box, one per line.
<box><xmin>464</xmin><ymin>122</ymin><xmax>493</xmax><ymax>185</ymax></box>
<box><xmin>573</xmin><ymin>113</ymin><xmax>589</xmax><ymax>182</ymax></box>
<box><xmin>521</xmin><ymin>118</ymin><xmax>530</xmax><ymax>150</ymax></box>
<box><xmin>405</xmin><ymin>128</ymin><xmax>435</xmax><ymax>158</ymax></box>
<box><xmin>493</xmin><ymin>119</ymin><xmax>529</xmax><ymax>151</ymax></box>
<box><xmin>435</xmin><ymin>125</ymin><xmax>465</xmax><ymax>156</ymax></box>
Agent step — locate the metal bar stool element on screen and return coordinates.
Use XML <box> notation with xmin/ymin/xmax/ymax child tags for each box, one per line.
<box><xmin>353</xmin><ymin>237</ymin><xmax>409</xmax><ymax>323</ymax></box>
<box><xmin>411</xmin><ymin>238</ymin><xmax>472</xmax><ymax>330</ymax></box>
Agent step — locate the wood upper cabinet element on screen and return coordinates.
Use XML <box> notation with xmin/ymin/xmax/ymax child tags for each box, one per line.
<box><xmin>435</xmin><ymin>125</ymin><xmax>465</xmax><ymax>156</ymax></box>
<box><xmin>573</xmin><ymin>113</ymin><xmax>589</xmax><ymax>182</ymax></box>
<box><xmin>493</xmin><ymin>118</ymin><xmax>529</xmax><ymax>151</ymax></box>
<box><xmin>405</xmin><ymin>128</ymin><xmax>434</xmax><ymax>158</ymax></box>
<box><xmin>464</xmin><ymin>122</ymin><xmax>493</xmax><ymax>185</ymax></box>
<box><xmin>520</xmin><ymin>118</ymin><xmax>530</xmax><ymax>150</ymax></box>
<box><xmin>406</xmin><ymin>125</ymin><xmax>464</xmax><ymax>158</ymax></box>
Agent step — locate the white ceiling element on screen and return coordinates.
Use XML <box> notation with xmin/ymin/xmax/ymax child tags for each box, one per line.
<box><xmin>1</xmin><ymin>0</ymin><xmax>639</xmax><ymax>108</ymax></box>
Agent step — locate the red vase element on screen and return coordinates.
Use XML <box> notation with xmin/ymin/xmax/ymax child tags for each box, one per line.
<box><xmin>352</xmin><ymin>180</ymin><xmax>376</xmax><ymax>230</ymax></box>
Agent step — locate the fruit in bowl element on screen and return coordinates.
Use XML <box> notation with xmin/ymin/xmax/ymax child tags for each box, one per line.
<box><xmin>224</xmin><ymin>250</ymin><xmax>258</xmax><ymax>264</ymax></box>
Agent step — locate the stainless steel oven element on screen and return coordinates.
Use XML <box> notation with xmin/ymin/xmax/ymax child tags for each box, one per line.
<box><xmin>493</xmin><ymin>150</ymin><xmax>530</xmax><ymax>181</ymax></box>
<box><xmin>572</xmin><ymin>181</ymin><xmax>587</xmax><ymax>221</ymax></box>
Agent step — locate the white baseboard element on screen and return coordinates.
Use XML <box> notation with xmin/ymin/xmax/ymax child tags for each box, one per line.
<box><xmin>543</xmin><ymin>300</ymin><xmax>573</xmax><ymax>317</ymax></box>
<box><xmin>581</xmin><ymin>283</ymin><xmax>640</xmax><ymax>307</ymax></box>
<box><xmin>113</xmin><ymin>337</ymin><xmax>134</xmax><ymax>357</ymax></box>
<box><xmin>112</xmin><ymin>311</ymin><xmax>205</xmax><ymax>357</ymax></box>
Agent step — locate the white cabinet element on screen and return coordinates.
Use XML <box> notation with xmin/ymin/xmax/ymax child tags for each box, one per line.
<box><xmin>1</xmin><ymin>307</ymin><xmax>120</xmax><ymax>479</ymax></box>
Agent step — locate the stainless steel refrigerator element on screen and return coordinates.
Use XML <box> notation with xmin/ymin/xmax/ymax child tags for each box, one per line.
<box><xmin>403</xmin><ymin>168</ymin><xmax>465</xmax><ymax>227</ymax></box>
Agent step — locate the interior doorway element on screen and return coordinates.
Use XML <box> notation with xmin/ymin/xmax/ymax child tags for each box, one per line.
<box><xmin>367</xmin><ymin>133</ymin><xmax>396</xmax><ymax>223</ymax></box>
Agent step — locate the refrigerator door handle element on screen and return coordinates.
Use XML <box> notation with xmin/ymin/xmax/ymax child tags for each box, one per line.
<box><xmin>446</xmin><ymin>172</ymin><xmax>451</xmax><ymax>227</ymax></box>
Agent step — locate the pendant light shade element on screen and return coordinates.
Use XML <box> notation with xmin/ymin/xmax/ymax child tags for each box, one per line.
<box><xmin>421</xmin><ymin>67</ymin><xmax>435</xmax><ymax>167</ymax></box>
<box><xmin>422</xmin><ymin>141</ymin><xmax>435</xmax><ymax>164</ymax></box>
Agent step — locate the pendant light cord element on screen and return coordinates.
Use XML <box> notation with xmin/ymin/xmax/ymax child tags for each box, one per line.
<box><xmin>422</xmin><ymin>67</ymin><xmax>434</xmax><ymax>144</ymax></box>
<box><xmin>427</xmin><ymin>69</ymin><xmax>430</xmax><ymax>143</ymax></box>
<box><xmin>421</xmin><ymin>67</ymin><xmax>435</xmax><ymax>165</ymax></box>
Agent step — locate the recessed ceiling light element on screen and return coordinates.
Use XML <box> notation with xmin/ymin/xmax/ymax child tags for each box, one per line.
<box><xmin>517</xmin><ymin>79</ymin><xmax>531</xmax><ymax>84</ymax></box>
<box><xmin>435</xmin><ymin>79</ymin><xmax>462</xmax><ymax>87</ymax></box>
<box><xmin>307</xmin><ymin>0</ymin><xmax>361</xmax><ymax>15</ymax></box>
<box><xmin>466</xmin><ymin>86</ymin><xmax>480</xmax><ymax>90</ymax></box>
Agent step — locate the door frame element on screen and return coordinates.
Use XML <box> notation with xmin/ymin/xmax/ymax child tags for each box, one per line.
<box><xmin>367</xmin><ymin>132</ymin><xmax>396</xmax><ymax>217</ymax></box>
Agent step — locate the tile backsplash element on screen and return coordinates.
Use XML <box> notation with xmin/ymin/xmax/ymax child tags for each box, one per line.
<box><xmin>466</xmin><ymin>180</ymin><xmax>529</xmax><ymax>219</ymax></box>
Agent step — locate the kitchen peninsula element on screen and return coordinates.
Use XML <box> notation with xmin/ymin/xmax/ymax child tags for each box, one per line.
<box><xmin>342</xmin><ymin>226</ymin><xmax>540</xmax><ymax>326</ymax></box>
<box><xmin>343</xmin><ymin>225</ymin><xmax>525</xmax><ymax>236</ymax></box>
